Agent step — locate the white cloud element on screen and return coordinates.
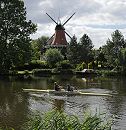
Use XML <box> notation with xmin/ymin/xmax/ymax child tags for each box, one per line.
<box><xmin>24</xmin><ymin>0</ymin><xmax>126</xmax><ymax>48</ymax></box>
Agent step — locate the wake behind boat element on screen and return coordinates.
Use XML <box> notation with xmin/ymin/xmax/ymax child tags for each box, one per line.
<box><xmin>22</xmin><ymin>88</ymin><xmax>112</xmax><ymax>96</ymax></box>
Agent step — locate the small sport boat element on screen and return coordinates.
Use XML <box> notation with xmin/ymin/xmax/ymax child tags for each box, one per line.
<box><xmin>22</xmin><ymin>89</ymin><xmax>112</xmax><ymax>96</ymax></box>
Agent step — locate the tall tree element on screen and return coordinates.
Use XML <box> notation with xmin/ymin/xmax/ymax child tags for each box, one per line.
<box><xmin>117</xmin><ymin>48</ymin><xmax>126</xmax><ymax>71</ymax></box>
<box><xmin>78</xmin><ymin>34</ymin><xmax>94</xmax><ymax>65</ymax></box>
<box><xmin>67</xmin><ymin>35</ymin><xmax>79</xmax><ymax>64</ymax></box>
<box><xmin>0</xmin><ymin>0</ymin><xmax>37</xmax><ymax>72</ymax></box>
<box><xmin>103</xmin><ymin>30</ymin><xmax>126</xmax><ymax>67</ymax></box>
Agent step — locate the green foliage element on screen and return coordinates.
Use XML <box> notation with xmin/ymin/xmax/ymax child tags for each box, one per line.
<box><xmin>31</xmin><ymin>40</ymin><xmax>41</xmax><ymax>60</ymax></box>
<box><xmin>36</xmin><ymin>36</ymin><xmax>49</xmax><ymax>49</ymax></box>
<box><xmin>56</xmin><ymin>60</ymin><xmax>73</xmax><ymax>69</ymax></box>
<box><xmin>0</xmin><ymin>0</ymin><xmax>37</xmax><ymax>73</ymax></box>
<box><xmin>88</xmin><ymin>61</ymin><xmax>98</xmax><ymax>69</ymax></box>
<box><xmin>97</xmin><ymin>52</ymin><xmax>107</xmax><ymax>63</ymax></box>
<box><xmin>31</xmin><ymin>36</ymin><xmax>49</xmax><ymax>60</ymax></box>
<box><xmin>88</xmin><ymin>62</ymin><xmax>93</xmax><ymax>69</ymax></box>
<box><xmin>59</xmin><ymin>69</ymin><xmax>74</xmax><ymax>75</ymax></box>
<box><xmin>67</xmin><ymin>34</ymin><xmax>94</xmax><ymax>65</ymax></box>
<box><xmin>13</xmin><ymin>60</ymin><xmax>48</xmax><ymax>71</ymax></box>
<box><xmin>30</xmin><ymin>60</ymin><xmax>48</xmax><ymax>69</ymax></box>
<box><xmin>93</xmin><ymin>60</ymin><xmax>99</xmax><ymax>69</ymax></box>
<box><xmin>0</xmin><ymin>127</ymin><xmax>14</xmax><ymax>130</ymax></box>
<box><xmin>102</xmin><ymin>30</ymin><xmax>126</xmax><ymax>68</ymax></box>
<box><xmin>44</xmin><ymin>48</ymin><xmax>64</xmax><ymax>68</ymax></box>
<box><xmin>67</xmin><ymin>35</ymin><xmax>80</xmax><ymax>64</ymax></box>
<box><xmin>94</xmin><ymin>48</ymin><xmax>107</xmax><ymax>68</ymax></box>
<box><xmin>117</xmin><ymin>48</ymin><xmax>126</xmax><ymax>71</ymax></box>
<box><xmin>27</xmin><ymin>110</ymin><xmax>112</xmax><ymax>130</ymax></box>
<box><xmin>76</xmin><ymin>62</ymin><xmax>87</xmax><ymax>71</ymax></box>
<box><xmin>33</xmin><ymin>69</ymin><xmax>52</xmax><ymax>76</ymax></box>
<box><xmin>78</xmin><ymin>34</ymin><xmax>94</xmax><ymax>64</ymax></box>
<box><xmin>31</xmin><ymin>60</ymin><xmax>46</xmax><ymax>64</ymax></box>
<box><xmin>99</xmin><ymin>70</ymin><xmax>121</xmax><ymax>77</ymax></box>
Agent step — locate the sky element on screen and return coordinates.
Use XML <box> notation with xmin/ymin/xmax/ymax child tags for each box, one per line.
<box><xmin>24</xmin><ymin>0</ymin><xmax>126</xmax><ymax>48</ymax></box>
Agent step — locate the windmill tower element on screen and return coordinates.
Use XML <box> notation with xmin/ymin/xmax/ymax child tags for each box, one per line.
<box><xmin>46</xmin><ymin>12</ymin><xmax>75</xmax><ymax>50</ymax></box>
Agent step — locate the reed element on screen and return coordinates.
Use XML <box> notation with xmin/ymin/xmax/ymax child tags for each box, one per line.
<box><xmin>0</xmin><ymin>110</ymin><xmax>112</xmax><ymax>130</ymax></box>
<box><xmin>27</xmin><ymin>110</ymin><xmax>112</xmax><ymax>130</ymax></box>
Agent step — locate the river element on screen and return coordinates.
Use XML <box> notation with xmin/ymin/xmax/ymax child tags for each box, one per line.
<box><xmin>0</xmin><ymin>75</ymin><xmax>126</xmax><ymax>130</ymax></box>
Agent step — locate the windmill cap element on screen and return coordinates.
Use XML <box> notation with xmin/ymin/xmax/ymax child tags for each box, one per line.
<box><xmin>55</xmin><ymin>24</ymin><xmax>65</xmax><ymax>30</ymax></box>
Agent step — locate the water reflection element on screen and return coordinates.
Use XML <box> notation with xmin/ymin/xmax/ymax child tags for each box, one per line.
<box><xmin>53</xmin><ymin>99</ymin><xmax>65</xmax><ymax>111</ymax></box>
<box><xmin>0</xmin><ymin>81</ymin><xmax>29</xmax><ymax>130</ymax></box>
<box><xmin>0</xmin><ymin>76</ymin><xmax>126</xmax><ymax>129</ymax></box>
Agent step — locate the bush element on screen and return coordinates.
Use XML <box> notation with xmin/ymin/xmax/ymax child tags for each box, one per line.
<box><xmin>98</xmin><ymin>70</ymin><xmax>121</xmax><ymax>77</ymax></box>
<box><xmin>59</xmin><ymin>69</ymin><xmax>74</xmax><ymax>75</ymax></box>
<box><xmin>88</xmin><ymin>62</ymin><xmax>93</xmax><ymax>69</ymax></box>
<box><xmin>56</xmin><ymin>60</ymin><xmax>73</xmax><ymax>69</ymax></box>
<box><xmin>88</xmin><ymin>61</ymin><xmax>98</xmax><ymax>69</ymax></box>
<box><xmin>13</xmin><ymin>60</ymin><xmax>49</xmax><ymax>71</ymax></box>
<box><xmin>76</xmin><ymin>62</ymin><xmax>87</xmax><ymax>71</ymax></box>
<box><xmin>44</xmin><ymin>48</ymin><xmax>64</xmax><ymax>68</ymax></box>
<box><xmin>29</xmin><ymin>60</ymin><xmax>49</xmax><ymax>69</ymax></box>
<box><xmin>33</xmin><ymin>69</ymin><xmax>52</xmax><ymax>76</ymax></box>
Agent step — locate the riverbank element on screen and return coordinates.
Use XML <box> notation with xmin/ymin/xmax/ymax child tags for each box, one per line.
<box><xmin>0</xmin><ymin>68</ymin><xmax>126</xmax><ymax>80</ymax></box>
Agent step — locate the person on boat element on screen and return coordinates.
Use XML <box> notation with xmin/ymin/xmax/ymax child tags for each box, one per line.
<box><xmin>66</xmin><ymin>84</ymin><xmax>74</xmax><ymax>91</ymax></box>
<box><xmin>54</xmin><ymin>82</ymin><xmax>62</xmax><ymax>91</ymax></box>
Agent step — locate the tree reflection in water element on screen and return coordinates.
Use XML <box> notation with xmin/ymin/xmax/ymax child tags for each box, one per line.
<box><xmin>0</xmin><ymin>80</ymin><xmax>29</xmax><ymax>130</ymax></box>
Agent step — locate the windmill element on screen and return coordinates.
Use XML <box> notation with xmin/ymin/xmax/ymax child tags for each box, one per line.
<box><xmin>46</xmin><ymin>12</ymin><xmax>75</xmax><ymax>48</ymax></box>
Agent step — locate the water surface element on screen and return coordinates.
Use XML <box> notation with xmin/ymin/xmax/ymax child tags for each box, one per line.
<box><xmin>0</xmin><ymin>75</ymin><xmax>126</xmax><ymax>130</ymax></box>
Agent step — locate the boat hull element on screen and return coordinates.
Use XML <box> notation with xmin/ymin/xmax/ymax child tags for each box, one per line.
<box><xmin>23</xmin><ymin>89</ymin><xmax>112</xmax><ymax>96</ymax></box>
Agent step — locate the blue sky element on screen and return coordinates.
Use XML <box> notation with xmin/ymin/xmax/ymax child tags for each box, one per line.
<box><xmin>24</xmin><ymin>0</ymin><xmax>126</xmax><ymax>48</ymax></box>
